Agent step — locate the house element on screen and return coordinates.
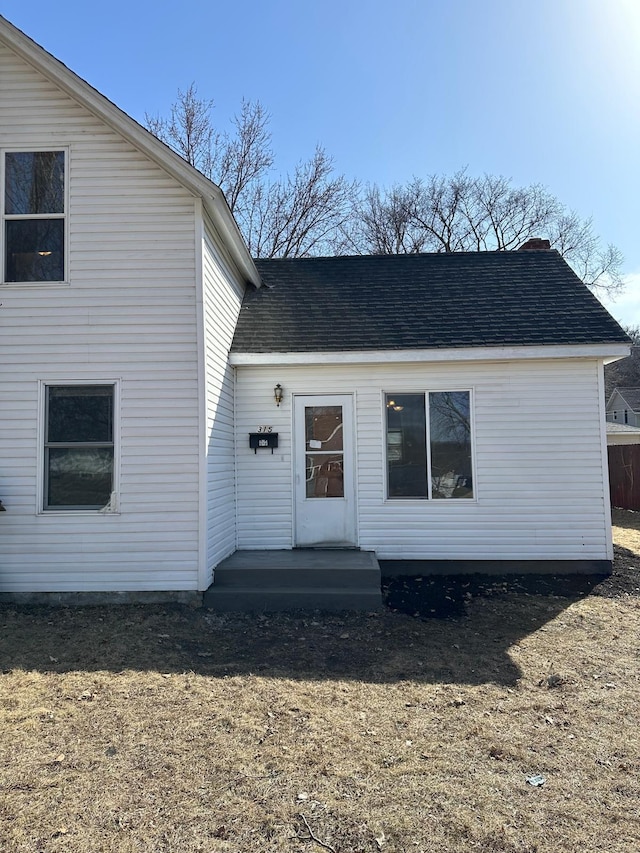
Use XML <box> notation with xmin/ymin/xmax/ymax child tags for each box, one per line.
<box><xmin>0</xmin><ymin>17</ymin><xmax>631</xmax><ymax>606</ymax></box>
<box><xmin>0</xmin><ymin>16</ymin><xmax>258</xmax><ymax>599</ymax></box>
<box><xmin>606</xmin><ymin>388</ymin><xmax>640</xmax><ymax>427</ymax></box>
<box><xmin>229</xmin><ymin>253</ymin><xmax>629</xmax><ymax>580</ymax></box>
<box><xmin>606</xmin><ymin>395</ymin><xmax>640</xmax><ymax>513</ymax></box>
<box><xmin>606</xmin><ymin>422</ymin><xmax>640</xmax><ymax>446</ymax></box>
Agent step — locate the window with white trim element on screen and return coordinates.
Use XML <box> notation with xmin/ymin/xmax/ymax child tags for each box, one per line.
<box><xmin>386</xmin><ymin>391</ymin><xmax>474</xmax><ymax>499</ymax></box>
<box><xmin>3</xmin><ymin>150</ymin><xmax>65</xmax><ymax>283</ymax></box>
<box><xmin>44</xmin><ymin>385</ymin><xmax>114</xmax><ymax>510</ymax></box>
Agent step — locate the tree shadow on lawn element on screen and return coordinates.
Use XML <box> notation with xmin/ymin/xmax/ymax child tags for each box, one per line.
<box><xmin>0</xmin><ymin>573</ymin><xmax>609</xmax><ymax>688</ymax></box>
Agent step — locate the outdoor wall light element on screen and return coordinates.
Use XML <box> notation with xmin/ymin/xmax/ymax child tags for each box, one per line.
<box><xmin>274</xmin><ymin>384</ymin><xmax>284</xmax><ymax>406</ymax></box>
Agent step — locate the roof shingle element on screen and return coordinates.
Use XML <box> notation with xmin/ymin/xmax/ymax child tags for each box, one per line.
<box><xmin>231</xmin><ymin>251</ymin><xmax>630</xmax><ymax>353</ymax></box>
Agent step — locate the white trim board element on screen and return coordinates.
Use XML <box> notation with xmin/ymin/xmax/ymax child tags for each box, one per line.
<box><xmin>230</xmin><ymin>343</ymin><xmax>631</xmax><ymax>367</ymax></box>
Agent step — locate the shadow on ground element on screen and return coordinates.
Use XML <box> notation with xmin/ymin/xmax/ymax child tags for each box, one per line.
<box><xmin>383</xmin><ymin>571</ymin><xmax>608</xmax><ymax>619</ymax></box>
<box><xmin>3</xmin><ymin>567</ymin><xmax>633</xmax><ymax>688</ymax></box>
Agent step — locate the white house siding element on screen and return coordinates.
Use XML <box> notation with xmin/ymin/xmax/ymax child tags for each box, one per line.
<box><xmin>0</xmin><ymin>45</ymin><xmax>202</xmax><ymax>591</ymax></box>
<box><xmin>234</xmin><ymin>358</ymin><xmax>612</xmax><ymax>561</ymax></box>
<box><xmin>201</xmin><ymin>219</ymin><xmax>245</xmax><ymax>585</ymax></box>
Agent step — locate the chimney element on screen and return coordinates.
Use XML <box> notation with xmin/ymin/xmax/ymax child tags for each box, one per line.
<box><xmin>518</xmin><ymin>238</ymin><xmax>551</xmax><ymax>251</ymax></box>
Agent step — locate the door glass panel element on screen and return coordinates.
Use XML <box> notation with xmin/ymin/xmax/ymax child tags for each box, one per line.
<box><xmin>305</xmin><ymin>406</ymin><xmax>343</xmax><ymax>451</ymax></box>
<box><xmin>305</xmin><ymin>453</ymin><xmax>344</xmax><ymax>498</ymax></box>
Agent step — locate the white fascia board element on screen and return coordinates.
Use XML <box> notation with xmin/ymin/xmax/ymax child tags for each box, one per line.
<box><xmin>230</xmin><ymin>343</ymin><xmax>631</xmax><ymax>366</ymax></box>
<box><xmin>0</xmin><ymin>16</ymin><xmax>260</xmax><ymax>288</ymax></box>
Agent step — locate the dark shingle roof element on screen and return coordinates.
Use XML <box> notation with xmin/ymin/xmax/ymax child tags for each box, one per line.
<box><xmin>613</xmin><ymin>388</ymin><xmax>640</xmax><ymax>411</ymax></box>
<box><xmin>231</xmin><ymin>251</ymin><xmax>630</xmax><ymax>353</ymax></box>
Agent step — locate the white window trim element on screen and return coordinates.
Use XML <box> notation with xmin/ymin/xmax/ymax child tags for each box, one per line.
<box><xmin>36</xmin><ymin>379</ymin><xmax>121</xmax><ymax>515</ymax></box>
<box><xmin>382</xmin><ymin>388</ymin><xmax>478</xmax><ymax>504</ymax></box>
<box><xmin>1</xmin><ymin>146</ymin><xmax>70</xmax><ymax>286</ymax></box>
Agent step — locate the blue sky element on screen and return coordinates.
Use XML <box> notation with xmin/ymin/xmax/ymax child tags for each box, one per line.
<box><xmin>3</xmin><ymin>0</ymin><xmax>639</xmax><ymax>325</ymax></box>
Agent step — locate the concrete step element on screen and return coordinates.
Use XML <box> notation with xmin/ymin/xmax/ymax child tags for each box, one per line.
<box><xmin>203</xmin><ymin>549</ymin><xmax>382</xmax><ymax>612</ymax></box>
<box><xmin>213</xmin><ymin>565</ymin><xmax>380</xmax><ymax>590</ymax></box>
<box><xmin>212</xmin><ymin>549</ymin><xmax>380</xmax><ymax>589</ymax></box>
<box><xmin>203</xmin><ymin>586</ymin><xmax>382</xmax><ymax>613</ymax></box>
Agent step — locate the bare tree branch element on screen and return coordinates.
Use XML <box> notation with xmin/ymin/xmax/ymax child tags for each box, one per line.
<box><xmin>354</xmin><ymin>171</ymin><xmax>624</xmax><ymax>292</ymax></box>
<box><xmin>146</xmin><ymin>91</ymin><xmax>355</xmax><ymax>257</ymax></box>
<box><xmin>146</xmin><ymin>91</ymin><xmax>624</xmax><ymax>286</ymax></box>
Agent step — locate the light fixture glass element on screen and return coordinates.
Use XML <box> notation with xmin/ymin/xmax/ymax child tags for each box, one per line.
<box><xmin>274</xmin><ymin>384</ymin><xmax>283</xmax><ymax>406</ymax></box>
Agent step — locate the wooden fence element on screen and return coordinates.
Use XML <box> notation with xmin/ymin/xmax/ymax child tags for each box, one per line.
<box><xmin>608</xmin><ymin>445</ymin><xmax>640</xmax><ymax>511</ymax></box>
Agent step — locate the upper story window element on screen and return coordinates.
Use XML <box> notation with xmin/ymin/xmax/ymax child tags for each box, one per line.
<box><xmin>3</xmin><ymin>150</ymin><xmax>66</xmax><ymax>283</ymax></box>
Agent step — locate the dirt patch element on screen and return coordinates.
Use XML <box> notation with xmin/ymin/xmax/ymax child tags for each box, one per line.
<box><xmin>384</xmin><ymin>541</ymin><xmax>640</xmax><ymax>619</ymax></box>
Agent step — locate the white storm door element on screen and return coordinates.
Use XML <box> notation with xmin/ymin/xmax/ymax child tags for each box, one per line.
<box><xmin>294</xmin><ymin>395</ymin><xmax>356</xmax><ymax>547</ymax></box>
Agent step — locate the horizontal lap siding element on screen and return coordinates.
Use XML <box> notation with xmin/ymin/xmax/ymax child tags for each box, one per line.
<box><xmin>0</xmin><ymin>46</ymin><xmax>200</xmax><ymax>591</ymax></box>
<box><xmin>235</xmin><ymin>360</ymin><xmax>610</xmax><ymax>559</ymax></box>
<box><xmin>202</xmin><ymin>226</ymin><xmax>245</xmax><ymax>583</ymax></box>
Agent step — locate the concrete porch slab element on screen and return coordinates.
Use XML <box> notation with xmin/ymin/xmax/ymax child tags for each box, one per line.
<box><xmin>204</xmin><ymin>549</ymin><xmax>382</xmax><ymax>612</ymax></box>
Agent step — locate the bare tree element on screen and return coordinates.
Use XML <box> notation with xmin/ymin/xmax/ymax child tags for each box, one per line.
<box><xmin>147</xmin><ymin>91</ymin><xmax>624</xmax><ymax>285</ymax></box>
<box><xmin>355</xmin><ymin>171</ymin><xmax>623</xmax><ymax>292</ymax></box>
<box><xmin>146</xmin><ymin>86</ymin><xmax>355</xmax><ymax>258</ymax></box>
<box><xmin>240</xmin><ymin>148</ymin><xmax>357</xmax><ymax>258</ymax></box>
<box><xmin>146</xmin><ymin>84</ymin><xmax>219</xmax><ymax>179</ymax></box>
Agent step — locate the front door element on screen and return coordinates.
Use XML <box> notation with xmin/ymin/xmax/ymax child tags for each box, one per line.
<box><xmin>294</xmin><ymin>395</ymin><xmax>356</xmax><ymax>547</ymax></box>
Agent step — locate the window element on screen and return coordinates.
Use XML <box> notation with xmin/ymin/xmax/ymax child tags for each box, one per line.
<box><xmin>386</xmin><ymin>391</ymin><xmax>474</xmax><ymax>500</ymax></box>
<box><xmin>3</xmin><ymin>151</ymin><xmax>65</xmax><ymax>282</ymax></box>
<box><xmin>44</xmin><ymin>385</ymin><xmax>114</xmax><ymax>510</ymax></box>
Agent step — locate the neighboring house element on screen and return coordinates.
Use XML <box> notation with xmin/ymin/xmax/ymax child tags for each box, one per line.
<box><xmin>606</xmin><ymin>388</ymin><xmax>640</xmax><ymax>427</ymax></box>
<box><xmin>0</xmin><ymin>17</ymin><xmax>632</xmax><ymax>602</ymax></box>
<box><xmin>606</xmin><ymin>401</ymin><xmax>640</xmax><ymax>513</ymax></box>
<box><xmin>606</xmin><ymin>422</ymin><xmax>640</xmax><ymax>446</ymax></box>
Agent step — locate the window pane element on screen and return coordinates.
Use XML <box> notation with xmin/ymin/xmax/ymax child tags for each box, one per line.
<box><xmin>47</xmin><ymin>448</ymin><xmax>113</xmax><ymax>508</ymax></box>
<box><xmin>386</xmin><ymin>394</ymin><xmax>428</xmax><ymax>498</ymax></box>
<box><xmin>5</xmin><ymin>151</ymin><xmax>64</xmax><ymax>214</ymax></box>
<box><xmin>305</xmin><ymin>453</ymin><xmax>344</xmax><ymax>498</ymax></box>
<box><xmin>305</xmin><ymin>406</ymin><xmax>343</xmax><ymax>451</ymax></box>
<box><xmin>429</xmin><ymin>391</ymin><xmax>473</xmax><ymax>499</ymax></box>
<box><xmin>5</xmin><ymin>219</ymin><xmax>64</xmax><ymax>282</ymax></box>
<box><xmin>47</xmin><ymin>386</ymin><xmax>113</xmax><ymax>443</ymax></box>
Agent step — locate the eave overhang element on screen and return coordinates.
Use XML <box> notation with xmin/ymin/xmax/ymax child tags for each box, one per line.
<box><xmin>230</xmin><ymin>343</ymin><xmax>632</xmax><ymax>367</ymax></box>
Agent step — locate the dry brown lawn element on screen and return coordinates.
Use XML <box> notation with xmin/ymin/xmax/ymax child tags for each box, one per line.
<box><xmin>612</xmin><ymin>506</ymin><xmax>640</xmax><ymax>554</ymax></box>
<box><xmin>1</xmin><ymin>519</ymin><xmax>639</xmax><ymax>852</ymax></box>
